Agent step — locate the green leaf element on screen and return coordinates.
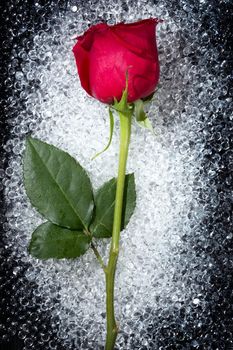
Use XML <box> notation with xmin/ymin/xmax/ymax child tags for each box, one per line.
<box><xmin>134</xmin><ymin>99</ymin><xmax>154</xmax><ymax>132</ymax></box>
<box><xmin>137</xmin><ymin>117</ymin><xmax>154</xmax><ymax>132</ymax></box>
<box><xmin>29</xmin><ymin>222</ymin><xmax>91</xmax><ymax>259</ymax></box>
<box><xmin>24</xmin><ymin>137</ymin><xmax>94</xmax><ymax>230</ymax></box>
<box><xmin>134</xmin><ymin>99</ymin><xmax>147</xmax><ymax>122</ymax></box>
<box><xmin>92</xmin><ymin>108</ymin><xmax>114</xmax><ymax>160</ymax></box>
<box><xmin>90</xmin><ymin>173</ymin><xmax>136</xmax><ymax>238</ymax></box>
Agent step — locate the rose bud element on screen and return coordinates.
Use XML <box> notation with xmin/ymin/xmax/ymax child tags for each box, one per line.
<box><xmin>73</xmin><ymin>18</ymin><xmax>161</xmax><ymax>104</ymax></box>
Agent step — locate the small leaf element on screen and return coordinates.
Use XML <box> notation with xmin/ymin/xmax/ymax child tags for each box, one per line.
<box><xmin>90</xmin><ymin>174</ymin><xmax>136</xmax><ymax>238</ymax></box>
<box><xmin>134</xmin><ymin>99</ymin><xmax>147</xmax><ymax>122</ymax></box>
<box><xmin>24</xmin><ymin>137</ymin><xmax>94</xmax><ymax>230</ymax></box>
<box><xmin>137</xmin><ymin>117</ymin><xmax>154</xmax><ymax>132</ymax></box>
<box><xmin>29</xmin><ymin>222</ymin><xmax>91</xmax><ymax>259</ymax></box>
<box><xmin>134</xmin><ymin>100</ymin><xmax>154</xmax><ymax>132</ymax></box>
<box><xmin>92</xmin><ymin>108</ymin><xmax>114</xmax><ymax>160</ymax></box>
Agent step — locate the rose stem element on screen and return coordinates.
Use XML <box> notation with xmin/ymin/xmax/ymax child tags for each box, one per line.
<box><xmin>105</xmin><ymin>111</ymin><xmax>132</xmax><ymax>350</ymax></box>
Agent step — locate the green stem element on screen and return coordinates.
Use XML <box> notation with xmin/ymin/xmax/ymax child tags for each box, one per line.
<box><xmin>105</xmin><ymin>111</ymin><xmax>132</xmax><ymax>350</ymax></box>
<box><xmin>84</xmin><ymin>229</ymin><xmax>107</xmax><ymax>272</ymax></box>
<box><xmin>90</xmin><ymin>241</ymin><xmax>107</xmax><ymax>272</ymax></box>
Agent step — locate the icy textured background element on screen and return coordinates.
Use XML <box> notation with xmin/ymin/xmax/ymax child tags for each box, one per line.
<box><xmin>1</xmin><ymin>0</ymin><xmax>232</xmax><ymax>349</ymax></box>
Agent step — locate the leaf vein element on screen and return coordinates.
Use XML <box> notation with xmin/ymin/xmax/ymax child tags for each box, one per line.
<box><xmin>29</xmin><ymin>140</ymin><xmax>86</xmax><ymax>228</ymax></box>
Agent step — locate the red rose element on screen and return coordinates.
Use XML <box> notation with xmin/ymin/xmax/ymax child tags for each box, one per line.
<box><xmin>73</xmin><ymin>18</ymin><xmax>161</xmax><ymax>104</ymax></box>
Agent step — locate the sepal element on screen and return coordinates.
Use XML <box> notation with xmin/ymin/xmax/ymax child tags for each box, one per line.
<box><xmin>134</xmin><ymin>99</ymin><xmax>154</xmax><ymax>132</ymax></box>
<box><xmin>112</xmin><ymin>72</ymin><xmax>134</xmax><ymax>117</ymax></box>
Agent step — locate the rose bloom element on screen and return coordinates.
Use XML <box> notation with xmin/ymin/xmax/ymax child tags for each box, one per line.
<box><xmin>73</xmin><ymin>18</ymin><xmax>161</xmax><ymax>104</ymax></box>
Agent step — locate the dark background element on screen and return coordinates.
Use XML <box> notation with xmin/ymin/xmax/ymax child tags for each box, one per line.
<box><xmin>0</xmin><ymin>0</ymin><xmax>233</xmax><ymax>349</ymax></box>
<box><xmin>0</xmin><ymin>3</ymin><xmax>69</xmax><ymax>350</ymax></box>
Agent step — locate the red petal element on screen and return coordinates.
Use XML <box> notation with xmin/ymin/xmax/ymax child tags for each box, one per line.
<box><xmin>110</xmin><ymin>18</ymin><xmax>161</xmax><ymax>61</ymax></box>
<box><xmin>73</xmin><ymin>41</ymin><xmax>92</xmax><ymax>96</ymax></box>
